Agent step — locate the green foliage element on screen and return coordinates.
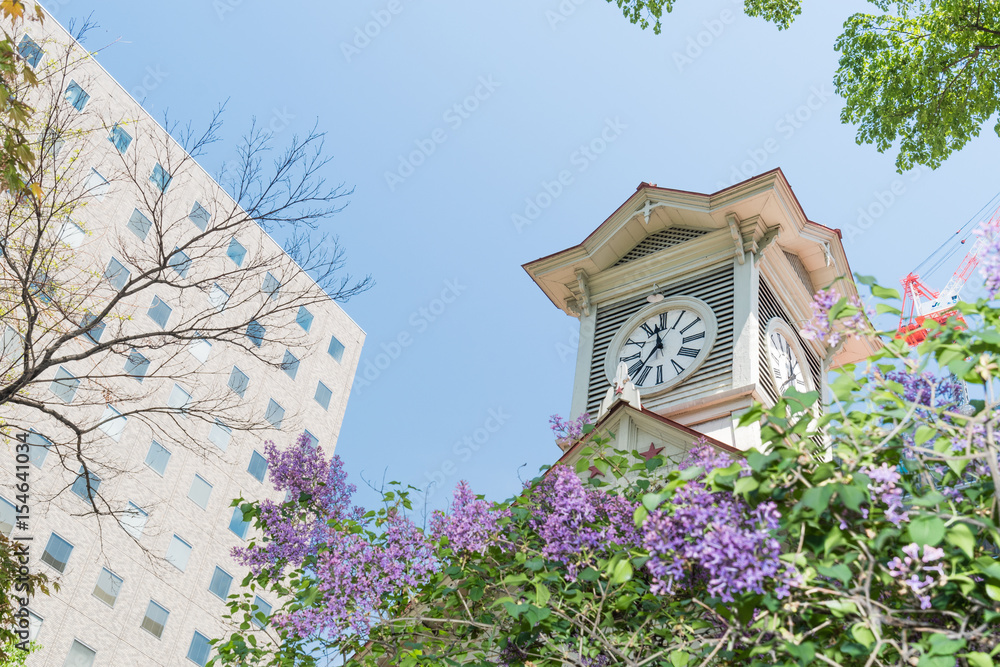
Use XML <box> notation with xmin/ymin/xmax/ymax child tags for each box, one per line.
<box><xmin>0</xmin><ymin>639</ymin><xmax>37</xmax><ymax>667</ymax></box>
<box><xmin>0</xmin><ymin>534</ymin><xmax>49</xmax><ymax>662</ymax></box>
<box><xmin>611</xmin><ymin>0</ymin><xmax>1000</xmax><ymax>171</ymax></box>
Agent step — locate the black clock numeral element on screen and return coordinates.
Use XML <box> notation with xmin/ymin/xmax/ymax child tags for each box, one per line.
<box><xmin>620</xmin><ymin>353</ymin><xmax>641</xmax><ymax>362</ymax></box>
<box><xmin>636</xmin><ymin>366</ymin><xmax>651</xmax><ymax>385</ymax></box>
<box><xmin>659</xmin><ymin>313</ymin><xmax>669</xmax><ymax>330</ymax></box>
<box><xmin>682</xmin><ymin>332</ymin><xmax>705</xmax><ymax>344</ymax></box>
<box><xmin>671</xmin><ymin>310</ymin><xmax>686</xmax><ymax>330</ymax></box>
<box><xmin>679</xmin><ymin>317</ymin><xmax>702</xmax><ymax>334</ymax></box>
<box><xmin>670</xmin><ymin>359</ymin><xmax>684</xmax><ymax>374</ymax></box>
<box><xmin>625</xmin><ymin>338</ymin><xmax>643</xmax><ymax>348</ymax></box>
<box><xmin>677</xmin><ymin>347</ymin><xmax>699</xmax><ymax>358</ymax></box>
<box><xmin>640</xmin><ymin>323</ymin><xmax>656</xmax><ymax>337</ymax></box>
<box><xmin>628</xmin><ymin>361</ymin><xmax>644</xmax><ymax>377</ymax></box>
<box><xmin>656</xmin><ymin>365</ymin><xmax>663</xmax><ymax>384</ymax></box>
<box><xmin>773</xmin><ymin>367</ymin><xmax>783</xmax><ymax>378</ymax></box>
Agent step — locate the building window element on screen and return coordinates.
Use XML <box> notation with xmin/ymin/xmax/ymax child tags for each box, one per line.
<box><xmin>64</xmin><ymin>80</ymin><xmax>90</xmax><ymax>111</ymax></box>
<box><xmin>25</xmin><ymin>431</ymin><xmax>50</xmax><ymax>468</ymax></box>
<box><xmin>150</xmin><ymin>163</ymin><xmax>171</xmax><ymax>192</ymax></box>
<box><xmin>64</xmin><ymin>640</ymin><xmax>96</xmax><ymax>667</ymax></box>
<box><xmin>187</xmin><ymin>631</ymin><xmax>211</xmax><ymax>666</ymax></box>
<box><xmin>92</xmin><ymin>568</ymin><xmax>123</xmax><ymax>607</ymax></box>
<box><xmin>208</xmin><ymin>283</ymin><xmax>229</xmax><ymax>311</ymax></box>
<box><xmin>169</xmin><ymin>247</ymin><xmax>191</xmax><ymax>278</ymax></box>
<box><xmin>281</xmin><ymin>350</ymin><xmax>299</xmax><ymax>380</ymax></box>
<box><xmin>168</xmin><ymin>384</ymin><xmax>192</xmax><ymax>416</ymax></box>
<box><xmin>99</xmin><ymin>405</ymin><xmax>126</xmax><ymax>441</ymax></box>
<box><xmin>0</xmin><ymin>497</ymin><xmax>15</xmax><ymax>536</ymax></box>
<box><xmin>28</xmin><ymin>269</ymin><xmax>54</xmax><ymax>303</ymax></box>
<box><xmin>145</xmin><ymin>441</ymin><xmax>171</xmax><ymax>475</ymax></box>
<box><xmin>328</xmin><ymin>335</ymin><xmax>345</xmax><ymax>363</ymax></box>
<box><xmin>189</xmin><ymin>201</ymin><xmax>210</xmax><ymax>231</ymax></box>
<box><xmin>147</xmin><ymin>296</ymin><xmax>172</xmax><ymax>328</ymax></box>
<box><xmin>41</xmin><ymin>533</ymin><xmax>73</xmax><ymax>573</ymax></box>
<box><xmin>80</xmin><ymin>312</ymin><xmax>105</xmax><ymax>344</ymax></box>
<box><xmin>247</xmin><ymin>451</ymin><xmax>267</xmax><ymax>482</ymax></box>
<box><xmin>123</xmin><ymin>502</ymin><xmax>148</xmax><ymax>540</ymax></box>
<box><xmin>126</xmin><ymin>208</ymin><xmax>152</xmax><ymax>240</ymax></box>
<box><xmin>27</xmin><ymin>610</ymin><xmax>41</xmax><ymax>642</ymax></box>
<box><xmin>58</xmin><ymin>221</ymin><xmax>85</xmax><ymax>248</ymax></box>
<box><xmin>0</xmin><ymin>326</ymin><xmax>21</xmax><ymax>365</ymax></box>
<box><xmin>314</xmin><ymin>382</ymin><xmax>332</xmax><ymax>410</ymax></box>
<box><xmin>50</xmin><ymin>366</ymin><xmax>80</xmax><ymax>403</ymax></box>
<box><xmin>303</xmin><ymin>430</ymin><xmax>319</xmax><ymax>449</ymax></box>
<box><xmin>226</xmin><ymin>238</ymin><xmax>246</xmax><ymax>266</ymax></box>
<box><xmin>208</xmin><ymin>567</ymin><xmax>233</xmax><ymax>601</ymax></box>
<box><xmin>261</xmin><ymin>272</ymin><xmax>280</xmax><ymax>300</ymax></box>
<box><xmin>251</xmin><ymin>596</ymin><xmax>272</xmax><ymax>628</ymax></box>
<box><xmin>188</xmin><ymin>475</ymin><xmax>212</xmax><ymax>510</ymax></box>
<box><xmin>189</xmin><ymin>337</ymin><xmax>212</xmax><ymax>363</ymax></box>
<box><xmin>17</xmin><ymin>35</ymin><xmax>42</xmax><ymax>68</ymax></box>
<box><xmin>246</xmin><ymin>320</ymin><xmax>265</xmax><ymax>347</ymax></box>
<box><xmin>84</xmin><ymin>168</ymin><xmax>109</xmax><ymax>200</ymax></box>
<box><xmin>43</xmin><ymin>128</ymin><xmax>64</xmax><ymax>158</ymax></box>
<box><xmin>70</xmin><ymin>466</ymin><xmax>101</xmax><ymax>502</ymax></box>
<box><xmin>166</xmin><ymin>535</ymin><xmax>192</xmax><ymax>571</ymax></box>
<box><xmin>227</xmin><ymin>367</ymin><xmax>249</xmax><ymax>397</ymax></box>
<box><xmin>124</xmin><ymin>349</ymin><xmax>150</xmax><ymax>381</ymax></box>
<box><xmin>104</xmin><ymin>256</ymin><xmax>130</xmax><ymax>291</ymax></box>
<box><xmin>228</xmin><ymin>506</ymin><xmax>249</xmax><ymax>540</ymax></box>
<box><xmin>264</xmin><ymin>399</ymin><xmax>284</xmax><ymax>429</ymax></box>
<box><xmin>109</xmin><ymin>124</ymin><xmax>132</xmax><ymax>154</ymax></box>
<box><xmin>296</xmin><ymin>306</ymin><xmax>313</xmax><ymax>331</ymax></box>
<box><xmin>209</xmin><ymin>420</ymin><xmax>232</xmax><ymax>452</ymax></box>
<box><xmin>141</xmin><ymin>600</ymin><xmax>170</xmax><ymax>639</ymax></box>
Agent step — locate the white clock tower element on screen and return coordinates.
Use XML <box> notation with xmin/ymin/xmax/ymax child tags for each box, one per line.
<box><xmin>524</xmin><ymin>170</ymin><xmax>878</xmax><ymax>460</ymax></box>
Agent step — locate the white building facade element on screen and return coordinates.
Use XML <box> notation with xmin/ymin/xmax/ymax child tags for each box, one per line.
<box><xmin>0</xmin><ymin>10</ymin><xmax>364</xmax><ymax>667</ymax></box>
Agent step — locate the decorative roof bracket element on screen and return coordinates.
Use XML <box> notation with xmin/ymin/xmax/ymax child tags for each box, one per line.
<box><xmin>575</xmin><ymin>268</ymin><xmax>592</xmax><ymax>317</ymax></box>
<box><xmin>726</xmin><ymin>213</ymin><xmax>746</xmax><ymax>265</ymax></box>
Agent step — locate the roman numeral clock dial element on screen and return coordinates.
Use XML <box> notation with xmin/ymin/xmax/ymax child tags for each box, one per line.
<box><xmin>605</xmin><ymin>297</ymin><xmax>718</xmax><ymax>396</ymax></box>
<box><xmin>764</xmin><ymin>319</ymin><xmax>812</xmax><ymax>397</ymax></box>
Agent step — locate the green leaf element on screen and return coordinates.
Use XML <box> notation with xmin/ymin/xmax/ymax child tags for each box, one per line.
<box><xmin>908</xmin><ymin>515</ymin><xmax>946</xmax><ymax>547</ymax></box>
<box><xmin>914</xmin><ymin>425</ymin><xmax>937</xmax><ymax>446</ymax></box>
<box><xmin>986</xmin><ymin>583</ymin><xmax>1000</xmax><ymax>602</ymax></box>
<box><xmin>927</xmin><ymin>634</ymin><xmax>966</xmax><ymax>656</ymax></box>
<box><xmin>816</xmin><ymin>563</ymin><xmax>852</xmax><ymax>585</ymax></box>
<box><xmin>801</xmin><ymin>485</ymin><xmax>834</xmax><ymax>514</ymax></box>
<box><xmin>911</xmin><ymin>491</ymin><xmax>946</xmax><ymax>507</ymax></box>
<box><xmin>669</xmin><ymin>651</ymin><xmax>691</xmax><ymax>667</ymax></box>
<box><xmin>837</xmin><ymin>484</ymin><xmax>866</xmax><ymax>512</ymax></box>
<box><xmin>965</xmin><ymin>652</ymin><xmax>994</xmax><ymax>667</ymax></box>
<box><xmin>850</xmin><ymin>623</ymin><xmax>876</xmax><ymax>648</ymax></box>
<box><xmin>734</xmin><ymin>476</ymin><xmax>760</xmax><ymax>495</ymax></box>
<box><xmin>945</xmin><ymin>523</ymin><xmax>976</xmax><ymax>559</ymax></box>
<box><xmin>871</xmin><ymin>284</ymin><xmax>901</xmax><ymax>300</ymax></box>
<box><xmin>610</xmin><ymin>558</ymin><xmax>633</xmax><ymax>585</ymax></box>
<box><xmin>533</xmin><ymin>582</ymin><xmax>551</xmax><ymax>607</ymax></box>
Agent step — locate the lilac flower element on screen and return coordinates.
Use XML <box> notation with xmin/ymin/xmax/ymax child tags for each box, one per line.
<box><xmin>430</xmin><ymin>481</ymin><xmax>510</xmax><ymax>554</ymax></box>
<box><xmin>976</xmin><ymin>222</ymin><xmax>1000</xmax><ymax>298</ymax></box>
<box><xmin>550</xmin><ymin>413</ymin><xmax>593</xmax><ymax>450</ymax></box>
<box><xmin>642</xmin><ymin>445</ymin><xmax>798</xmax><ymax>602</ymax></box>
<box><xmin>886</xmin><ymin>542</ymin><xmax>946</xmax><ymax>610</ymax></box>
<box><xmin>801</xmin><ymin>288</ymin><xmax>869</xmax><ymax>349</ymax></box>
<box><xmin>863</xmin><ymin>463</ymin><xmax>909</xmax><ymax>526</ymax></box>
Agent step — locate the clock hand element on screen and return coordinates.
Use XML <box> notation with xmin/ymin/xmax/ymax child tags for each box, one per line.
<box><xmin>639</xmin><ymin>333</ymin><xmax>664</xmax><ymax>370</ymax></box>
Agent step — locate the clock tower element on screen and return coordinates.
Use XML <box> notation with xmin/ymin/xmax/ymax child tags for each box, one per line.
<box><xmin>524</xmin><ymin>170</ymin><xmax>878</xmax><ymax>456</ymax></box>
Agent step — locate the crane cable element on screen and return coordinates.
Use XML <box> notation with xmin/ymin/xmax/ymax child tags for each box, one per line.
<box><xmin>911</xmin><ymin>190</ymin><xmax>1000</xmax><ymax>283</ymax></box>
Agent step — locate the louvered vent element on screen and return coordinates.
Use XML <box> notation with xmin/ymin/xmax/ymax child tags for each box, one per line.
<box><xmin>783</xmin><ymin>251</ymin><xmax>815</xmax><ymax>294</ymax></box>
<box><xmin>613</xmin><ymin>228</ymin><xmax>709</xmax><ymax>267</ymax></box>
<box><xmin>586</xmin><ymin>266</ymin><xmax>735</xmax><ymax>414</ymax></box>
<box><xmin>758</xmin><ymin>279</ymin><xmax>822</xmax><ymax>406</ymax></box>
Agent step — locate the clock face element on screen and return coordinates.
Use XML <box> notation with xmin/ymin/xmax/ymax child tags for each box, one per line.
<box><xmin>767</xmin><ymin>328</ymin><xmax>809</xmax><ymax>394</ymax></box>
<box><xmin>606</xmin><ymin>297</ymin><xmax>717</xmax><ymax>394</ymax></box>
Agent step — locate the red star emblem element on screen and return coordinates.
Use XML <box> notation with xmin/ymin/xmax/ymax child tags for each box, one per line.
<box><xmin>640</xmin><ymin>443</ymin><xmax>664</xmax><ymax>461</ymax></box>
<box><xmin>588</xmin><ymin>465</ymin><xmax>604</xmax><ymax>479</ymax></box>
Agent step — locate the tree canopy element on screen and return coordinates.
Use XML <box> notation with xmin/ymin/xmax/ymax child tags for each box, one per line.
<box><xmin>610</xmin><ymin>0</ymin><xmax>1000</xmax><ymax>172</ymax></box>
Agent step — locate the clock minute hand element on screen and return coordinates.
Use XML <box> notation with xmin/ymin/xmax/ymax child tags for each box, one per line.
<box><xmin>638</xmin><ymin>333</ymin><xmax>664</xmax><ymax>371</ymax></box>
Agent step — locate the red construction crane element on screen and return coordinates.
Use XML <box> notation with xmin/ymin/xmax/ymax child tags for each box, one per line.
<box><xmin>897</xmin><ymin>208</ymin><xmax>1000</xmax><ymax>346</ymax></box>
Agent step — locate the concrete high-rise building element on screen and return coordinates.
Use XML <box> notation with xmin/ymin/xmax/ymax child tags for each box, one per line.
<box><xmin>0</xmin><ymin>10</ymin><xmax>364</xmax><ymax>667</ymax></box>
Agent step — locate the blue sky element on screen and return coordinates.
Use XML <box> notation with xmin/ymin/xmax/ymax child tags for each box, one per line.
<box><xmin>48</xmin><ymin>0</ymin><xmax>1000</xmax><ymax>516</ymax></box>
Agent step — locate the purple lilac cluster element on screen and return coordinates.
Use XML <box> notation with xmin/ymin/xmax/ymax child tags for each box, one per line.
<box><xmin>549</xmin><ymin>412</ymin><xmax>593</xmax><ymax>449</ymax></box>
<box><xmin>885</xmin><ymin>370</ymin><xmax>963</xmax><ymax>410</ymax></box>
<box><xmin>801</xmin><ymin>288</ymin><xmax>868</xmax><ymax>348</ymax></box>
<box><xmin>863</xmin><ymin>463</ymin><xmax>909</xmax><ymax>526</ymax></box>
<box><xmin>232</xmin><ymin>434</ymin><xmax>435</xmax><ymax>641</ymax></box>
<box><xmin>886</xmin><ymin>543</ymin><xmax>946</xmax><ymax>609</ymax></box>
<box><xmin>642</xmin><ymin>445</ymin><xmax>797</xmax><ymax>602</ymax></box>
<box><xmin>976</xmin><ymin>222</ymin><xmax>1000</xmax><ymax>298</ymax></box>
<box><xmin>430</xmin><ymin>480</ymin><xmax>510</xmax><ymax>554</ymax></box>
<box><xmin>527</xmin><ymin>465</ymin><xmax>640</xmax><ymax>579</ymax></box>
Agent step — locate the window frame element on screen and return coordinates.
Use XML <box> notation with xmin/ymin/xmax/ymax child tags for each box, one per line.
<box><xmin>144</xmin><ymin>440</ymin><xmax>171</xmax><ymax>476</ymax></box>
<box><xmin>40</xmin><ymin>532</ymin><xmax>73</xmax><ymax>573</ymax></box>
<box><xmin>92</xmin><ymin>567</ymin><xmax>124</xmax><ymax>608</ymax></box>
